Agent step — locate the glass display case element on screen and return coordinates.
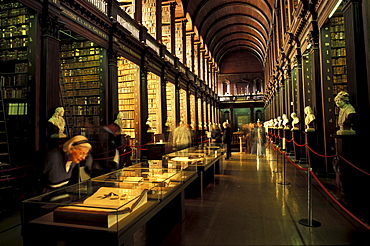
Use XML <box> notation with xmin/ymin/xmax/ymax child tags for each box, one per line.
<box><xmin>22</xmin><ymin>161</ymin><xmax>198</xmax><ymax>245</ymax></box>
<box><xmin>163</xmin><ymin>143</ymin><xmax>223</xmax><ymax>171</ymax></box>
<box><xmin>91</xmin><ymin>164</ymin><xmax>197</xmax><ymax>200</ymax></box>
<box><xmin>161</xmin><ymin>143</ymin><xmax>223</xmax><ymax>197</ymax></box>
<box><xmin>22</xmin><ymin>179</ymin><xmax>159</xmax><ymax>230</ymax></box>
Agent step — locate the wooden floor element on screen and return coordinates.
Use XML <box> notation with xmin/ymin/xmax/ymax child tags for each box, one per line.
<box><xmin>1</xmin><ymin>148</ymin><xmax>369</xmax><ymax>246</ymax></box>
<box><xmin>157</xmin><ymin>149</ymin><xmax>370</xmax><ymax>246</ymax></box>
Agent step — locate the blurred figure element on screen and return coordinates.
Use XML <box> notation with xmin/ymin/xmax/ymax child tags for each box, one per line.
<box><xmin>211</xmin><ymin>124</ymin><xmax>222</xmax><ymax>143</ymax></box>
<box><xmin>251</xmin><ymin>120</ymin><xmax>266</xmax><ymax>157</ymax></box>
<box><xmin>245</xmin><ymin>122</ymin><xmax>254</xmax><ymax>154</ymax></box>
<box><xmin>222</xmin><ymin>122</ymin><xmax>232</xmax><ymax>159</ymax></box>
<box><xmin>171</xmin><ymin>122</ymin><xmax>193</xmax><ymax>151</ymax></box>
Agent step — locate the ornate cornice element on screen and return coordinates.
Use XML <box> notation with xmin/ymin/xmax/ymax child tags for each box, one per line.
<box><xmin>41</xmin><ymin>14</ymin><xmax>62</xmax><ymax>39</ymax></box>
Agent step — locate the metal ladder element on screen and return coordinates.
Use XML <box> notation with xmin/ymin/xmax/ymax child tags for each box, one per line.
<box><xmin>0</xmin><ymin>83</ymin><xmax>11</xmax><ymax>167</ymax></box>
<box><xmin>0</xmin><ymin>83</ymin><xmax>12</xmax><ymax>213</ymax></box>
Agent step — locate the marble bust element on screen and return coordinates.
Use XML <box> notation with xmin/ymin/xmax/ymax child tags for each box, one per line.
<box><xmin>304</xmin><ymin>106</ymin><xmax>315</xmax><ymax>132</ymax></box>
<box><xmin>334</xmin><ymin>91</ymin><xmax>356</xmax><ymax>135</ymax></box>
<box><xmin>277</xmin><ymin>116</ymin><xmax>283</xmax><ymax>129</ymax></box>
<box><xmin>291</xmin><ymin>112</ymin><xmax>299</xmax><ymax>130</ymax></box>
<box><xmin>273</xmin><ymin>118</ymin><xmax>278</xmax><ymax>128</ymax></box>
<box><xmin>48</xmin><ymin>107</ymin><xmax>67</xmax><ymax>138</ymax></box>
<box><xmin>114</xmin><ymin>112</ymin><xmax>125</xmax><ymax>134</ymax></box>
<box><xmin>282</xmin><ymin>114</ymin><xmax>290</xmax><ymax>129</ymax></box>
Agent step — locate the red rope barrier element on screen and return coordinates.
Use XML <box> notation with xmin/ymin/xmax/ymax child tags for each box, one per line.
<box><xmin>273</xmin><ymin>139</ymin><xmax>370</xmax><ymax>178</ymax></box>
<box><xmin>293</xmin><ymin>140</ymin><xmax>306</xmax><ymax>147</ymax></box>
<box><xmin>93</xmin><ymin>143</ymin><xmax>129</xmax><ymax>156</ymax></box>
<box><xmin>93</xmin><ymin>149</ymin><xmax>135</xmax><ymax>161</ymax></box>
<box><xmin>310</xmin><ymin>170</ymin><xmax>370</xmax><ymax>230</ymax></box>
<box><xmin>0</xmin><ymin>164</ymin><xmax>32</xmax><ymax>173</ymax></box>
<box><xmin>306</xmin><ymin>145</ymin><xmax>337</xmax><ymax>158</ymax></box>
<box><xmin>93</xmin><ymin>141</ymin><xmax>152</xmax><ymax>156</ymax></box>
<box><xmin>338</xmin><ymin>155</ymin><xmax>370</xmax><ymax>176</ymax></box>
<box><xmin>0</xmin><ymin>174</ymin><xmax>28</xmax><ymax>182</ymax></box>
<box><xmin>199</xmin><ymin>139</ymin><xmax>210</xmax><ymax>143</ymax></box>
<box><xmin>276</xmin><ymin>143</ymin><xmax>370</xmax><ymax>230</ymax></box>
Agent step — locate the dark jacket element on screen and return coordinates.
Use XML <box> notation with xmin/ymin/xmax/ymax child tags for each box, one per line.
<box><xmin>42</xmin><ymin>148</ymin><xmax>79</xmax><ymax>189</ymax></box>
<box><xmin>211</xmin><ymin>128</ymin><xmax>222</xmax><ymax>143</ymax></box>
<box><xmin>222</xmin><ymin>126</ymin><xmax>232</xmax><ymax>143</ymax></box>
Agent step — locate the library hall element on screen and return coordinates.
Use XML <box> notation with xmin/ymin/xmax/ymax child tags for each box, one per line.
<box><xmin>1</xmin><ymin>0</ymin><xmax>370</xmax><ymax>245</ymax></box>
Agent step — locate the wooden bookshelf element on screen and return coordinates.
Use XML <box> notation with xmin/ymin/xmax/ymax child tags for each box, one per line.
<box><xmin>320</xmin><ymin>14</ymin><xmax>347</xmax><ymax>132</ymax></box>
<box><xmin>175</xmin><ymin>21</ymin><xmax>183</xmax><ymax>63</ymax></box>
<box><xmin>0</xmin><ymin>1</ymin><xmax>31</xmax><ymax>114</ymax></box>
<box><xmin>0</xmin><ymin>0</ymin><xmax>36</xmax><ymax>165</ymax></box>
<box><xmin>117</xmin><ymin>57</ymin><xmax>140</xmax><ymax>139</ymax></box>
<box><xmin>190</xmin><ymin>94</ymin><xmax>196</xmax><ymax>129</ymax></box>
<box><xmin>165</xmin><ymin>81</ymin><xmax>176</xmax><ymax>130</ymax></box>
<box><xmin>147</xmin><ymin>72</ymin><xmax>161</xmax><ymax>134</ymax></box>
<box><xmin>142</xmin><ymin>0</ymin><xmax>156</xmax><ymax>37</ymax></box>
<box><xmin>330</xmin><ymin>16</ymin><xmax>347</xmax><ymax>95</ymax></box>
<box><xmin>203</xmin><ymin>100</ymin><xmax>207</xmax><ymax>130</ymax></box>
<box><xmin>193</xmin><ymin>44</ymin><xmax>199</xmax><ymax>76</ymax></box>
<box><xmin>162</xmin><ymin>3</ymin><xmax>171</xmax><ymax>52</ymax></box>
<box><xmin>117</xmin><ymin>0</ymin><xmax>135</xmax><ymax>19</ymax></box>
<box><xmin>197</xmin><ymin>97</ymin><xmax>202</xmax><ymax>130</ymax></box>
<box><xmin>186</xmin><ymin>34</ymin><xmax>192</xmax><ymax>69</ymax></box>
<box><xmin>59</xmin><ymin>40</ymin><xmax>104</xmax><ymax>137</ymax></box>
<box><xmin>179</xmin><ymin>88</ymin><xmax>187</xmax><ymax>124</ymax></box>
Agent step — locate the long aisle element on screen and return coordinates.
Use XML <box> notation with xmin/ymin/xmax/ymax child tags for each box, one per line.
<box><xmin>160</xmin><ymin>149</ymin><xmax>370</xmax><ymax>246</ymax></box>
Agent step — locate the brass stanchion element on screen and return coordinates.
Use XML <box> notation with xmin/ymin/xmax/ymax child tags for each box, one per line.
<box><xmin>273</xmin><ymin>146</ymin><xmax>282</xmax><ymax>173</ymax></box>
<box><xmin>278</xmin><ymin>153</ymin><xmax>290</xmax><ymax>185</ymax></box>
<box><xmin>299</xmin><ymin>168</ymin><xmax>321</xmax><ymax>227</ymax></box>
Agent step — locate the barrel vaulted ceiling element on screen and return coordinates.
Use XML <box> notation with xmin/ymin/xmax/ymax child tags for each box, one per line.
<box><xmin>181</xmin><ymin>0</ymin><xmax>274</xmax><ymax>67</ymax></box>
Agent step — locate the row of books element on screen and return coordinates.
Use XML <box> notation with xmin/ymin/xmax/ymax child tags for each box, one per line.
<box><xmin>7</xmin><ymin>102</ymin><xmax>27</xmax><ymax>115</ymax></box>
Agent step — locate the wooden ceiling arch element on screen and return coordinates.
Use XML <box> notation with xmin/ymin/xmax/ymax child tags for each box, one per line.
<box><xmin>183</xmin><ymin>0</ymin><xmax>274</xmax><ymax>67</ymax></box>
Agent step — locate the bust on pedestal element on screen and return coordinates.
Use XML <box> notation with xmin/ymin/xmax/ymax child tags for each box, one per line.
<box><xmin>304</xmin><ymin>106</ymin><xmax>315</xmax><ymax>132</ymax></box>
<box><xmin>290</xmin><ymin>112</ymin><xmax>299</xmax><ymax>130</ymax></box>
<box><xmin>277</xmin><ymin>116</ymin><xmax>283</xmax><ymax>129</ymax></box>
<box><xmin>282</xmin><ymin>114</ymin><xmax>290</xmax><ymax>130</ymax></box>
<box><xmin>334</xmin><ymin>91</ymin><xmax>356</xmax><ymax>135</ymax></box>
<box><xmin>114</xmin><ymin>112</ymin><xmax>126</xmax><ymax>135</ymax></box>
<box><xmin>48</xmin><ymin>107</ymin><xmax>67</xmax><ymax>138</ymax></box>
